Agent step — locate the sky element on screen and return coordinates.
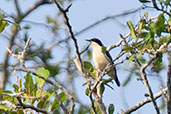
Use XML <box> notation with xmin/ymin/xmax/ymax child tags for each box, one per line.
<box><xmin>0</xmin><ymin>0</ymin><xmax>167</xmax><ymax>114</ymax></box>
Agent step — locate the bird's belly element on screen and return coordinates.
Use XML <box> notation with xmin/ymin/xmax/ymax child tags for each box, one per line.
<box><xmin>93</xmin><ymin>54</ymin><xmax>109</xmax><ymax>71</ymax></box>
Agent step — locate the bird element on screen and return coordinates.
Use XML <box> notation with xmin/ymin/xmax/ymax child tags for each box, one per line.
<box><xmin>86</xmin><ymin>38</ymin><xmax>120</xmax><ymax>87</ymax></box>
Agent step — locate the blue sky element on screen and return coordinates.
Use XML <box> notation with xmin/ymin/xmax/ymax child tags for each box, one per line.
<box><xmin>0</xmin><ymin>0</ymin><xmax>166</xmax><ymax>113</ymax></box>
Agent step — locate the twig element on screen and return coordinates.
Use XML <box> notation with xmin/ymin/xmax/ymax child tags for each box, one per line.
<box><xmin>122</xmin><ymin>88</ymin><xmax>167</xmax><ymax>114</ymax></box>
<box><xmin>7</xmin><ymin>38</ymin><xmax>31</xmax><ymax>68</ymax></box>
<box><xmin>16</xmin><ymin>97</ymin><xmax>48</xmax><ymax>114</ymax></box>
<box><xmin>151</xmin><ymin>0</ymin><xmax>171</xmax><ymax>16</ymax></box>
<box><xmin>0</xmin><ymin>100</ymin><xmax>18</xmax><ymax>109</ymax></box>
<box><xmin>54</xmin><ymin>1</ymin><xmax>84</xmax><ymax>74</ymax></box>
<box><xmin>140</xmin><ymin>53</ymin><xmax>160</xmax><ymax>114</ymax></box>
<box><xmin>54</xmin><ymin>90</ymin><xmax>69</xmax><ymax>114</ymax></box>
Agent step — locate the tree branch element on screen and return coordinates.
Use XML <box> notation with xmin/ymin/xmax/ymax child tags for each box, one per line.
<box><xmin>122</xmin><ymin>88</ymin><xmax>167</xmax><ymax>114</ymax></box>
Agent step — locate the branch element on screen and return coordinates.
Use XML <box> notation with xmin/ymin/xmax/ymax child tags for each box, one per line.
<box><xmin>167</xmin><ymin>52</ymin><xmax>171</xmax><ymax>113</ymax></box>
<box><xmin>0</xmin><ymin>100</ymin><xmax>18</xmax><ymax>109</ymax></box>
<box><xmin>122</xmin><ymin>88</ymin><xmax>167</xmax><ymax>114</ymax></box>
<box><xmin>151</xmin><ymin>0</ymin><xmax>171</xmax><ymax>16</ymax></box>
<box><xmin>54</xmin><ymin>1</ymin><xmax>84</xmax><ymax>74</ymax></box>
<box><xmin>54</xmin><ymin>91</ymin><xmax>69</xmax><ymax>114</ymax></box>
<box><xmin>16</xmin><ymin>97</ymin><xmax>48</xmax><ymax>114</ymax></box>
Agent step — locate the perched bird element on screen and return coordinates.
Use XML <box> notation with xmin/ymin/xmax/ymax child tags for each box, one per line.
<box><xmin>86</xmin><ymin>38</ymin><xmax>120</xmax><ymax>87</ymax></box>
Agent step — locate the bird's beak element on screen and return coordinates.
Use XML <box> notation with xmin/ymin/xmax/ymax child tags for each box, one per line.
<box><xmin>85</xmin><ymin>39</ymin><xmax>91</xmax><ymax>42</ymax></box>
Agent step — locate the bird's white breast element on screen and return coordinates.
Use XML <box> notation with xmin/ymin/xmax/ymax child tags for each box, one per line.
<box><xmin>92</xmin><ymin>43</ymin><xmax>109</xmax><ymax>71</ymax></box>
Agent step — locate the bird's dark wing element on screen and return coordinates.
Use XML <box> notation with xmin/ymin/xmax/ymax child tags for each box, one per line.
<box><xmin>105</xmin><ymin>51</ymin><xmax>114</xmax><ymax>64</ymax></box>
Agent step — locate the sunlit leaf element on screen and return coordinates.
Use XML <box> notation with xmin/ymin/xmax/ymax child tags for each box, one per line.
<box><xmin>35</xmin><ymin>67</ymin><xmax>49</xmax><ymax>87</ymax></box>
<box><xmin>0</xmin><ymin>21</ymin><xmax>7</xmax><ymax>32</ymax></box>
<box><xmin>13</xmin><ymin>84</ymin><xmax>19</xmax><ymax>93</ymax></box>
<box><xmin>128</xmin><ymin>54</ymin><xmax>136</xmax><ymax>64</ymax></box>
<box><xmin>24</xmin><ymin>73</ymin><xmax>35</xmax><ymax>95</ymax></box>
<box><xmin>127</xmin><ymin>21</ymin><xmax>137</xmax><ymax>38</ymax></box>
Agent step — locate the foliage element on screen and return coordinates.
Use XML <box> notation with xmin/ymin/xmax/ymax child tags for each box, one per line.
<box><xmin>0</xmin><ymin>0</ymin><xmax>171</xmax><ymax>114</ymax></box>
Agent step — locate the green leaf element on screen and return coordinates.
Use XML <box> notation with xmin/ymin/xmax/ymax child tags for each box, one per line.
<box><xmin>101</xmin><ymin>46</ymin><xmax>107</xmax><ymax>54</ymax></box>
<box><xmin>45</xmin><ymin>65</ymin><xmax>60</xmax><ymax>77</ymax></box>
<box><xmin>122</xmin><ymin>74</ymin><xmax>131</xmax><ymax>86</ymax></box>
<box><xmin>0</xmin><ymin>21</ymin><xmax>7</xmax><ymax>33</ymax></box>
<box><xmin>128</xmin><ymin>54</ymin><xmax>136</xmax><ymax>64</ymax></box>
<box><xmin>51</xmin><ymin>98</ymin><xmax>59</xmax><ymax>111</ymax></box>
<box><xmin>37</xmin><ymin>98</ymin><xmax>47</xmax><ymax>109</ymax></box>
<box><xmin>123</xmin><ymin>45</ymin><xmax>133</xmax><ymax>52</ymax></box>
<box><xmin>0</xmin><ymin>12</ymin><xmax>3</xmax><ymax>21</ymax></box>
<box><xmin>59</xmin><ymin>92</ymin><xmax>66</xmax><ymax>102</ymax></box>
<box><xmin>24</xmin><ymin>73</ymin><xmax>35</xmax><ymax>95</ymax></box>
<box><xmin>127</xmin><ymin>21</ymin><xmax>137</xmax><ymax>38</ymax></box>
<box><xmin>144</xmin><ymin>93</ymin><xmax>149</xmax><ymax>97</ymax></box>
<box><xmin>13</xmin><ymin>84</ymin><xmax>19</xmax><ymax>93</ymax></box>
<box><xmin>83</xmin><ymin>61</ymin><xmax>96</xmax><ymax>78</ymax></box>
<box><xmin>134</xmin><ymin>72</ymin><xmax>141</xmax><ymax>77</ymax></box>
<box><xmin>35</xmin><ymin>67</ymin><xmax>49</xmax><ymax>87</ymax></box>
<box><xmin>100</xmin><ymin>84</ymin><xmax>105</xmax><ymax>95</ymax></box>
<box><xmin>108</xmin><ymin>104</ymin><xmax>115</xmax><ymax>114</ymax></box>
<box><xmin>154</xmin><ymin>13</ymin><xmax>165</xmax><ymax>36</ymax></box>
<box><xmin>85</xmin><ymin>88</ymin><xmax>90</xmax><ymax>96</ymax></box>
<box><xmin>87</xmin><ymin>49</ymin><xmax>92</xmax><ymax>60</ymax></box>
<box><xmin>0</xmin><ymin>105</ymin><xmax>10</xmax><ymax>111</ymax></box>
<box><xmin>16</xmin><ymin>109</ymin><xmax>24</xmax><ymax>114</ymax></box>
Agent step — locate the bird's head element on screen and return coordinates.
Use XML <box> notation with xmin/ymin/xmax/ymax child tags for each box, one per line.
<box><xmin>86</xmin><ymin>38</ymin><xmax>103</xmax><ymax>47</ymax></box>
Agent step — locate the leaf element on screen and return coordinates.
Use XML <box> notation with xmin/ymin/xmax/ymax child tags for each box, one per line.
<box><xmin>87</xmin><ymin>49</ymin><xmax>92</xmax><ymax>60</ymax></box>
<box><xmin>16</xmin><ymin>109</ymin><xmax>24</xmax><ymax>114</ymax></box>
<box><xmin>45</xmin><ymin>65</ymin><xmax>60</xmax><ymax>77</ymax></box>
<box><xmin>100</xmin><ymin>84</ymin><xmax>105</xmax><ymax>95</ymax></box>
<box><xmin>144</xmin><ymin>93</ymin><xmax>149</xmax><ymax>97</ymax></box>
<box><xmin>123</xmin><ymin>45</ymin><xmax>133</xmax><ymax>52</ymax></box>
<box><xmin>51</xmin><ymin>98</ymin><xmax>59</xmax><ymax>111</ymax></box>
<box><xmin>24</xmin><ymin>73</ymin><xmax>35</xmax><ymax>95</ymax></box>
<box><xmin>0</xmin><ymin>21</ymin><xmax>7</xmax><ymax>33</ymax></box>
<box><xmin>83</xmin><ymin>61</ymin><xmax>96</xmax><ymax>78</ymax></box>
<box><xmin>108</xmin><ymin>104</ymin><xmax>115</xmax><ymax>114</ymax></box>
<box><xmin>122</xmin><ymin>74</ymin><xmax>131</xmax><ymax>86</ymax></box>
<box><xmin>0</xmin><ymin>105</ymin><xmax>10</xmax><ymax>110</ymax></box>
<box><xmin>59</xmin><ymin>92</ymin><xmax>66</xmax><ymax>102</ymax></box>
<box><xmin>35</xmin><ymin>67</ymin><xmax>49</xmax><ymax>87</ymax></box>
<box><xmin>154</xmin><ymin>13</ymin><xmax>165</xmax><ymax>36</ymax></box>
<box><xmin>85</xmin><ymin>88</ymin><xmax>90</xmax><ymax>96</ymax></box>
<box><xmin>127</xmin><ymin>21</ymin><xmax>137</xmax><ymax>38</ymax></box>
<box><xmin>13</xmin><ymin>84</ymin><xmax>19</xmax><ymax>93</ymax></box>
<box><xmin>0</xmin><ymin>12</ymin><xmax>3</xmax><ymax>21</ymax></box>
<box><xmin>101</xmin><ymin>46</ymin><xmax>107</xmax><ymax>54</ymax></box>
<box><xmin>128</xmin><ymin>54</ymin><xmax>136</xmax><ymax>64</ymax></box>
<box><xmin>134</xmin><ymin>72</ymin><xmax>141</xmax><ymax>77</ymax></box>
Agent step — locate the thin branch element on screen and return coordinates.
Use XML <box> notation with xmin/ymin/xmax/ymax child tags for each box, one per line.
<box><xmin>0</xmin><ymin>100</ymin><xmax>18</xmax><ymax>109</ymax></box>
<box><xmin>54</xmin><ymin>91</ymin><xmax>69</xmax><ymax>114</ymax></box>
<box><xmin>122</xmin><ymin>88</ymin><xmax>167</xmax><ymax>114</ymax></box>
<box><xmin>54</xmin><ymin>1</ymin><xmax>84</xmax><ymax>74</ymax></box>
<box><xmin>151</xmin><ymin>0</ymin><xmax>171</xmax><ymax>16</ymax></box>
<box><xmin>16</xmin><ymin>97</ymin><xmax>48</xmax><ymax>114</ymax></box>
